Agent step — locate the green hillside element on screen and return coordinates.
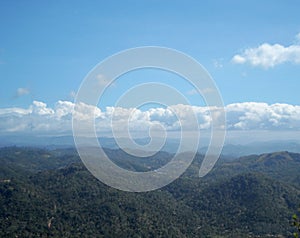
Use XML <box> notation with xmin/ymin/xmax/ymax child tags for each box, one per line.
<box><xmin>0</xmin><ymin>147</ymin><xmax>300</xmax><ymax>237</ymax></box>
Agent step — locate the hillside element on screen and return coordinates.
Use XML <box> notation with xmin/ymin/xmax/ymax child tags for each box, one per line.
<box><xmin>0</xmin><ymin>147</ymin><xmax>300</xmax><ymax>237</ymax></box>
<box><xmin>207</xmin><ymin>151</ymin><xmax>300</xmax><ymax>188</ymax></box>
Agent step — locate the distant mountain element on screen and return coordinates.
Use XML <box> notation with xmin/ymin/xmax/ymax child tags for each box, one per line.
<box><xmin>1</xmin><ymin>147</ymin><xmax>300</xmax><ymax>237</ymax></box>
<box><xmin>207</xmin><ymin>151</ymin><xmax>300</xmax><ymax>189</ymax></box>
<box><xmin>199</xmin><ymin>141</ymin><xmax>300</xmax><ymax>157</ymax></box>
<box><xmin>0</xmin><ymin>135</ymin><xmax>76</xmax><ymax>148</ymax></box>
<box><xmin>0</xmin><ymin>135</ymin><xmax>182</xmax><ymax>152</ymax></box>
<box><xmin>2</xmin><ymin>135</ymin><xmax>300</xmax><ymax>158</ymax></box>
<box><xmin>0</xmin><ymin>147</ymin><xmax>79</xmax><ymax>176</ymax></box>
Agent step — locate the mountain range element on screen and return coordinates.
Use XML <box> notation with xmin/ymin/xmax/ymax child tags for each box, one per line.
<box><xmin>2</xmin><ymin>135</ymin><xmax>300</xmax><ymax>157</ymax></box>
<box><xmin>1</xmin><ymin>147</ymin><xmax>300</xmax><ymax>237</ymax></box>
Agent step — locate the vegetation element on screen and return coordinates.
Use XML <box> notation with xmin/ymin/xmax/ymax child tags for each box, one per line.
<box><xmin>0</xmin><ymin>147</ymin><xmax>300</xmax><ymax>237</ymax></box>
<box><xmin>293</xmin><ymin>207</ymin><xmax>300</xmax><ymax>238</ymax></box>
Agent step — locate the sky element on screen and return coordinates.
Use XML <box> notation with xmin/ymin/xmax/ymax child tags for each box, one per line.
<box><xmin>1</xmin><ymin>0</ymin><xmax>300</xmax><ymax>142</ymax></box>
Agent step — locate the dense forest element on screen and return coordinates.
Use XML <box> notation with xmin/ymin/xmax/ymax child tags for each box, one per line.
<box><xmin>1</xmin><ymin>147</ymin><xmax>300</xmax><ymax>237</ymax></box>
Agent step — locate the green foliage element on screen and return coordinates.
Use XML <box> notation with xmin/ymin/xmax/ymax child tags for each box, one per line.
<box><xmin>1</xmin><ymin>147</ymin><xmax>300</xmax><ymax>237</ymax></box>
<box><xmin>293</xmin><ymin>207</ymin><xmax>300</xmax><ymax>238</ymax></box>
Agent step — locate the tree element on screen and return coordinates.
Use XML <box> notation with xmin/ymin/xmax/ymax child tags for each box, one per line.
<box><xmin>292</xmin><ymin>207</ymin><xmax>300</xmax><ymax>238</ymax></box>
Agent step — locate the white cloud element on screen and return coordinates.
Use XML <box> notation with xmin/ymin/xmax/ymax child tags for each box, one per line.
<box><xmin>232</xmin><ymin>55</ymin><xmax>246</xmax><ymax>64</ymax></box>
<box><xmin>15</xmin><ymin>87</ymin><xmax>30</xmax><ymax>97</ymax></box>
<box><xmin>226</xmin><ymin>102</ymin><xmax>300</xmax><ymax>130</ymax></box>
<box><xmin>31</xmin><ymin>101</ymin><xmax>54</xmax><ymax>115</ymax></box>
<box><xmin>1</xmin><ymin>101</ymin><xmax>300</xmax><ymax>136</ymax></box>
<box><xmin>232</xmin><ymin>33</ymin><xmax>300</xmax><ymax>68</ymax></box>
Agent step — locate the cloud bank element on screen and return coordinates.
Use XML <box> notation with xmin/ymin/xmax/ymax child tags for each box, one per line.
<box><xmin>232</xmin><ymin>33</ymin><xmax>300</xmax><ymax>68</ymax></box>
<box><xmin>1</xmin><ymin>100</ymin><xmax>300</xmax><ymax>136</ymax></box>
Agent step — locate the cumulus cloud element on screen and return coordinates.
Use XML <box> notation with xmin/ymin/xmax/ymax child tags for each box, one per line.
<box><xmin>226</xmin><ymin>102</ymin><xmax>300</xmax><ymax>130</ymax></box>
<box><xmin>0</xmin><ymin>100</ymin><xmax>300</xmax><ymax>136</ymax></box>
<box><xmin>232</xmin><ymin>33</ymin><xmax>300</xmax><ymax>68</ymax></box>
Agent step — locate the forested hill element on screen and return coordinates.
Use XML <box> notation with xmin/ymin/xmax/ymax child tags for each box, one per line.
<box><xmin>1</xmin><ymin>147</ymin><xmax>300</xmax><ymax>237</ymax></box>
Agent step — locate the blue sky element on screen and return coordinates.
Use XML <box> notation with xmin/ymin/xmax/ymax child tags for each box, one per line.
<box><xmin>1</xmin><ymin>1</ymin><xmax>300</xmax><ymax>140</ymax></box>
<box><xmin>1</xmin><ymin>0</ymin><xmax>300</xmax><ymax>107</ymax></box>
